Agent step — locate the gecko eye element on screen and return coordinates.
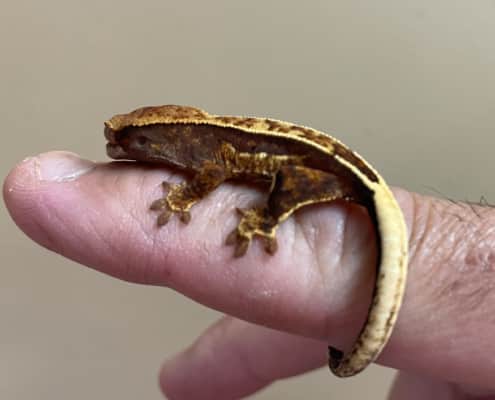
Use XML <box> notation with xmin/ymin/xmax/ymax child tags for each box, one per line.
<box><xmin>137</xmin><ymin>136</ymin><xmax>148</xmax><ymax>146</ymax></box>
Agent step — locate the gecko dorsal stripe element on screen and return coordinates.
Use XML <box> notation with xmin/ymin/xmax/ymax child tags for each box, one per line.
<box><xmin>105</xmin><ymin>105</ymin><xmax>408</xmax><ymax>378</ymax></box>
<box><xmin>105</xmin><ymin>105</ymin><xmax>379</xmax><ymax>184</ymax></box>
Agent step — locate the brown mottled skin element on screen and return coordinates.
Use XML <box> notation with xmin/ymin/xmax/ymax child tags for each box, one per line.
<box><xmin>104</xmin><ymin>105</ymin><xmax>408</xmax><ymax>378</ymax></box>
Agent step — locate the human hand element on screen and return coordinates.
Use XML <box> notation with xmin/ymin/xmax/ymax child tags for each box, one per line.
<box><xmin>4</xmin><ymin>151</ymin><xmax>495</xmax><ymax>399</ymax></box>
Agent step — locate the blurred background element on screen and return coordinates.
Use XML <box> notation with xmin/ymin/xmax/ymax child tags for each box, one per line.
<box><xmin>1</xmin><ymin>1</ymin><xmax>494</xmax><ymax>398</ymax></box>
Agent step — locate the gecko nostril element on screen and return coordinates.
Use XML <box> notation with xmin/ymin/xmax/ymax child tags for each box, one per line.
<box><xmin>137</xmin><ymin>136</ymin><xmax>147</xmax><ymax>146</ymax></box>
<box><xmin>104</xmin><ymin>126</ymin><xmax>117</xmax><ymax>143</ymax></box>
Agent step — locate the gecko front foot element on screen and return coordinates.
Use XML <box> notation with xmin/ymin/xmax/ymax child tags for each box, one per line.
<box><xmin>149</xmin><ymin>181</ymin><xmax>193</xmax><ymax>226</ymax></box>
<box><xmin>225</xmin><ymin>207</ymin><xmax>278</xmax><ymax>257</ymax></box>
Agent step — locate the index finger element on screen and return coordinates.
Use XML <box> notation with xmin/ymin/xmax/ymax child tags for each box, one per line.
<box><xmin>3</xmin><ymin>152</ymin><xmax>377</xmax><ymax>348</ymax></box>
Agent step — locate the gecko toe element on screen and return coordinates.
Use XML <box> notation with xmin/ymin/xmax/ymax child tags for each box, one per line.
<box><xmin>161</xmin><ymin>181</ymin><xmax>171</xmax><ymax>191</ymax></box>
<box><xmin>179</xmin><ymin>211</ymin><xmax>191</xmax><ymax>224</ymax></box>
<box><xmin>234</xmin><ymin>238</ymin><xmax>250</xmax><ymax>257</ymax></box>
<box><xmin>263</xmin><ymin>237</ymin><xmax>278</xmax><ymax>255</ymax></box>
<box><xmin>225</xmin><ymin>229</ymin><xmax>251</xmax><ymax>257</ymax></box>
<box><xmin>157</xmin><ymin>209</ymin><xmax>172</xmax><ymax>226</ymax></box>
<box><xmin>235</xmin><ymin>207</ymin><xmax>249</xmax><ymax>216</ymax></box>
<box><xmin>225</xmin><ymin>229</ymin><xmax>239</xmax><ymax>245</ymax></box>
<box><xmin>150</xmin><ymin>198</ymin><xmax>168</xmax><ymax>211</ymax></box>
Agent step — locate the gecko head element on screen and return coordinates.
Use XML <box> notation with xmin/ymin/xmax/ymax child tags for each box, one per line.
<box><xmin>105</xmin><ymin>123</ymin><xmax>161</xmax><ymax>162</ymax></box>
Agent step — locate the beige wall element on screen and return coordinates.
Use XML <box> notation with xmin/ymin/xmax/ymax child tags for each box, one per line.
<box><xmin>1</xmin><ymin>1</ymin><xmax>494</xmax><ymax>398</ymax></box>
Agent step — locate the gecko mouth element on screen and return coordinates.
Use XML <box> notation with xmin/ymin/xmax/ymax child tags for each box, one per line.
<box><xmin>106</xmin><ymin>143</ymin><xmax>128</xmax><ymax>159</ymax></box>
<box><xmin>105</xmin><ymin>124</ymin><xmax>129</xmax><ymax>159</ymax></box>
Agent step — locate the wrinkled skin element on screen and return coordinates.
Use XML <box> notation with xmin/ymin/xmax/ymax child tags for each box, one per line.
<box><xmin>4</xmin><ymin>151</ymin><xmax>495</xmax><ymax>399</ymax></box>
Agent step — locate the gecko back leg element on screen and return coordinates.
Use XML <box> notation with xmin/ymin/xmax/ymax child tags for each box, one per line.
<box><xmin>226</xmin><ymin>165</ymin><xmax>355</xmax><ymax>257</ymax></box>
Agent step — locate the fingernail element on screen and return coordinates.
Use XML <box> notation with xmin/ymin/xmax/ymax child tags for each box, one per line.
<box><xmin>35</xmin><ymin>151</ymin><xmax>96</xmax><ymax>182</ymax></box>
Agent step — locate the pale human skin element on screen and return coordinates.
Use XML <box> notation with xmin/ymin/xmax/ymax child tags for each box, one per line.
<box><xmin>4</xmin><ymin>151</ymin><xmax>495</xmax><ymax>400</ymax></box>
